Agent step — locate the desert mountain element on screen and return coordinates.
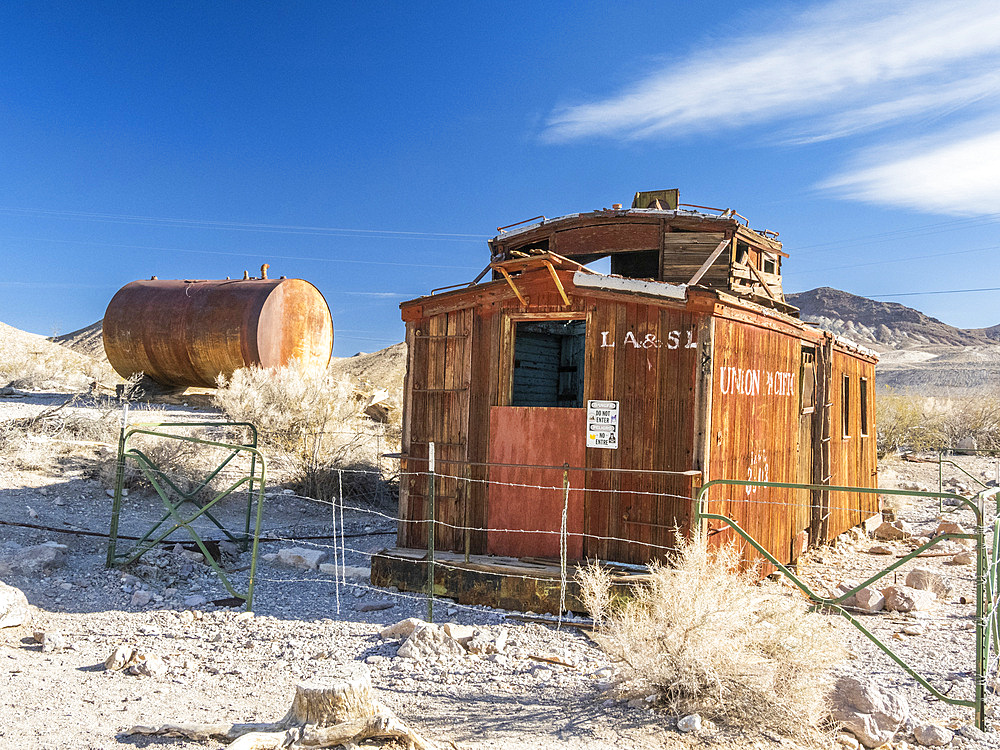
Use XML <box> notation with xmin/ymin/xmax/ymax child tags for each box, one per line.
<box><xmin>787</xmin><ymin>287</ymin><xmax>1000</xmax><ymax>349</ymax></box>
<box><xmin>788</xmin><ymin>287</ymin><xmax>1000</xmax><ymax>394</ymax></box>
<box><xmin>50</xmin><ymin>319</ymin><xmax>106</xmax><ymax>359</ymax></box>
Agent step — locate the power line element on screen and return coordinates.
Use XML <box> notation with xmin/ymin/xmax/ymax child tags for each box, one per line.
<box><xmin>0</xmin><ymin>235</ymin><xmax>482</xmax><ymax>271</ymax></box>
<box><xmin>785</xmin><ymin>243</ymin><xmax>995</xmax><ymax>276</ymax></box>
<box><xmin>868</xmin><ymin>286</ymin><xmax>1000</xmax><ymax>299</ymax></box>
<box><xmin>0</xmin><ymin>206</ymin><xmax>492</xmax><ymax>241</ymax></box>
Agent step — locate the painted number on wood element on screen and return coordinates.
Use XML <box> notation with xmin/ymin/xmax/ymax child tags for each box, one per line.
<box><xmin>587</xmin><ymin>400</ymin><xmax>619</xmax><ymax>449</ymax></box>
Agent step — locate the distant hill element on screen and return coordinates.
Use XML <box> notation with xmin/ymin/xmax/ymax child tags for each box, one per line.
<box><xmin>787</xmin><ymin>287</ymin><xmax>999</xmax><ymax>349</ymax></box>
<box><xmin>787</xmin><ymin>287</ymin><xmax>1000</xmax><ymax>394</ymax></box>
<box><xmin>50</xmin><ymin>320</ymin><xmax>105</xmax><ymax>359</ymax></box>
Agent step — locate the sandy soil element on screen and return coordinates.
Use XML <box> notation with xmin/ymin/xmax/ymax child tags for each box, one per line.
<box><xmin>1</xmin><ymin>391</ymin><xmax>999</xmax><ymax>749</ymax></box>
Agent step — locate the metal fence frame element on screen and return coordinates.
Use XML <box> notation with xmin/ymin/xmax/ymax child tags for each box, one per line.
<box><xmin>695</xmin><ymin>478</ymin><xmax>998</xmax><ymax>730</ymax></box>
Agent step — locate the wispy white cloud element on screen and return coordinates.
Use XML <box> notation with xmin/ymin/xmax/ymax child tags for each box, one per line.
<box><xmin>544</xmin><ymin>1</ymin><xmax>1000</xmax><ymax>143</ymax></box>
<box><xmin>542</xmin><ymin>0</ymin><xmax>1000</xmax><ymax>214</ymax></box>
<box><xmin>821</xmin><ymin>126</ymin><xmax>1000</xmax><ymax>215</ymax></box>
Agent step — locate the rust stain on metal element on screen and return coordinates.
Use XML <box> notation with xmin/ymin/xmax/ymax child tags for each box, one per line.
<box><xmin>103</xmin><ymin>276</ymin><xmax>333</xmax><ymax>388</ymax></box>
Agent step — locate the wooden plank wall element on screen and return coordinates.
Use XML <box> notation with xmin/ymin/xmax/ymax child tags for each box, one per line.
<box><xmin>708</xmin><ymin>315</ymin><xmax>803</xmax><ymax>566</ymax></box>
<box><xmin>398</xmin><ymin>307</ymin><xmax>473</xmax><ymax>551</ymax></box>
<box><xmin>401</xmin><ymin>272</ymin><xmax>700</xmax><ymax>564</ymax></box>
<box><xmin>660</xmin><ymin>232</ymin><xmax>728</xmax><ymax>287</ymax></box>
<box><xmin>581</xmin><ymin>298</ymin><xmax>700</xmax><ymax>564</ymax></box>
<box><xmin>828</xmin><ymin>348</ymin><xmax>879</xmax><ymax>536</ymax></box>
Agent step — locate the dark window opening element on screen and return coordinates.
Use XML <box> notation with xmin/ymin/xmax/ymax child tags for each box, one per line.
<box><xmin>860</xmin><ymin>377</ymin><xmax>869</xmax><ymax>437</ymax></box>
<box><xmin>511</xmin><ymin>319</ymin><xmax>586</xmax><ymax>408</ymax></box>
<box><xmin>842</xmin><ymin>375</ymin><xmax>851</xmax><ymax>438</ymax></box>
<box><xmin>611</xmin><ymin>249</ymin><xmax>660</xmax><ymax>279</ymax></box>
<box><xmin>762</xmin><ymin>254</ymin><xmax>777</xmax><ymax>274</ymax></box>
<box><xmin>735</xmin><ymin>241</ymin><xmax>751</xmax><ymax>265</ymax></box>
<box><xmin>800</xmin><ymin>347</ymin><xmax>816</xmax><ymax>413</ymax></box>
<box><xmin>509</xmin><ymin>238</ymin><xmax>549</xmax><ymax>255</ymax></box>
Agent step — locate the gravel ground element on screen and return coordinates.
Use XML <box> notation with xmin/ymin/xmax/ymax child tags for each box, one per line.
<box><xmin>1</xmin><ymin>391</ymin><xmax>999</xmax><ymax>749</ymax></box>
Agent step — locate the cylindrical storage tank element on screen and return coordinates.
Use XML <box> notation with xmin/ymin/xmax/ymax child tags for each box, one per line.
<box><xmin>103</xmin><ymin>277</ymin><xmax>334</xmax><ymax>388</ymax></box>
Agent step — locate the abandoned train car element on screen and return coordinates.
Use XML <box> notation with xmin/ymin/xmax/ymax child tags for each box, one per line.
<box><xmin>374</xmin><ymin>190</ymin><xmax>878</xmax><ymax>605</ymax></box>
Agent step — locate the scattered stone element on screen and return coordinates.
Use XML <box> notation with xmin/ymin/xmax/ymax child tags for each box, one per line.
<box><xmin>129</xmin><ymin>653</ymin><xmax>167</xmax><ymax>678</ymax></box>
<box><xmin>934</xmin><ymin>520</ymin><xmax>973</xmax><ymax>547</ymax></box>
<box><xmin>873</xmin><ymin>521</ymin><xmax>912</xmax><ymax>541</ymax></box>
<box><xmin>901</xmin><ymin>625</ymin><xmax>925</xmax><ymax>636</ymax></box>
<box><xmin>881</xmin><ymin>585</ymin><xmax>936</xmax><ymax>613</ymax></box>
<box><xmin>836</xmin><ymin>734</ymin><xmax>860</xmax><ymax>749</ymax></box>
<box><xmin>853</xmin><ymin>587</ymin><xmax>885</xmax><ymax>613</ymax></box>
<box><xmin>906</xmin><ymin>568</ymin><xmax>953</xmax><ymax>600</ymax></box>
<box><xmin>380</xmin><ymin>617</ymin><xmax>424</xmax><ymax>640</ymax></box>
<box><xmin>677</xmin><ymin>714</ymin><xmax>702</xmax><ymax>733</ymax></box>
<box><xmin>130</xmin><ymin>590</ymin><xmax>152</xmax><ymax>607</ymax></box>
<box><xmin>183</xmin><ymin>595</ymin><xmax>207</xmax><ymax>608</ymax></box>
<box><xmin>275</xmin><ymin>547</ymin><xmax>328</xmax><ymax>570</ymax></box>
<box><xmin>396</xmin><ymin>624</ymin><xmax>465</xmax><ymax>660</ymax></box>
<box><xmin>318</xmin><ymin>564</ymin><xmax>370</xmax><ymax>578</ymax></box>
<box><xmin>105</xmin><ymin>644</ymin><xmax>139</xmax><ymax>671</ymax></box>
<box><xmin>441</xmin><ymin>623</ymin><xmax>475</xmax><ymax>645</ymax></box>
<box><xmin>830</xmin><ymin>676</ymin><xmax>910</xmax><ymax>748</ymax></box>
<box><xmin>951</xmin><ymin>551</ymin><xmax>975</xmax><ymax>565</ymax></box>
<box><xmin>13</xmin><ymin>542</ymin><xmax>68</xmax><ymax>575</ymax></box>
<box><xmin>913</xmin><ymin>723</ymin><xmax>953</xmax><ymax>746</ymax></box>
<box><xmin>0</xmin><ymin>581</ymin><xmax>29</xmax><ymax>628</ymax></box>
<box><xmin>468</xmin><ymin>629</ymin><xmax>508</xmax><ymax>655</ymax></box>
<box><xmin>33</xmin><ymin>630</ymin><xmax>67</xmax><ymax>652</ymax></box>
<box><xmin>26</xmin><ymin>506</ymin><xmax>38</xmax><ymax>519</ymax></box>
<box><xmin>958</xmin><ymin>724</ymin><xmax>988</xmax><ymax>743</ymax></box>
<box><xmin>868</xmin><ymin>544</ymin><xmax>894</xmax><ymax>555</ymax></box>
<box><xmin>358</xmin><ymin>602</ymin><xmax>394</xmax><ymax>612</ymax></box>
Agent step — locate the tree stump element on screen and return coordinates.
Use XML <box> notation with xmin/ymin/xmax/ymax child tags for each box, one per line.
<box><xmin>128</xmin><ymin>665</ymin><xmax>434</xmax><ymax>749</ymax></box>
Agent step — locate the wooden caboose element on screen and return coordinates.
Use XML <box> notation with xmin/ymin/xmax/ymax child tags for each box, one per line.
<box><xmin>374</xmin><ymin>190</ymin><xmax>878</xmax><ymax>609</ymax></box>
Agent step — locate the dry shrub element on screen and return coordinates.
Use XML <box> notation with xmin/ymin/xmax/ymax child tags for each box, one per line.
<box><xmin>877</xmin><ymin>388</ymin><xmax>1000</xmax><ymax>455</ymax></box>
<box><xmin>578</xmin><ymin>534</ymin><xmax>843</xmax><ymax>737</ymax></box>
<box><xmin>214</xmin><ymin>364</ymin><xmax>398</xmax><ymax>502</ymax></box>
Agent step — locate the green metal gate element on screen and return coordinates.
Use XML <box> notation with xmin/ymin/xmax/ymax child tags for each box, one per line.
<box><xmin>106</xmin><ymin>418</ymin><xmax>267</xmax><ymax>610</ymax></box>
<box><xmin>694</xmin><ymin>479</ymin><xmax>999</xmax><ymax>730</ymax></box>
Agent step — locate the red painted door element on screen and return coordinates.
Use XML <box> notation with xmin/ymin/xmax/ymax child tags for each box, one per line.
<box><xmin>487</xmin><ymin>406</ymin><xmax>586</xmax><ymax>559</ymax></box>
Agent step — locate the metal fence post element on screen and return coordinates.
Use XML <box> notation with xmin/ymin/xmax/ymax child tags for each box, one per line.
<box><xmin>427</xmin><ymin>441</ymin><xmax>435</xmax><ymax>623</ymax></box>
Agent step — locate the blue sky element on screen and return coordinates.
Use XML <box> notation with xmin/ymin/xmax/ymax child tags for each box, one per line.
<box><xmin>3</xmin><ymin>1</ymin><xmax>1000</xmax><ymax>354</ymax></box>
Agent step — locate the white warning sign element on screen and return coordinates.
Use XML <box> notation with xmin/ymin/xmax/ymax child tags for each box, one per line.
<box><xmin>587</xmin><ymin>400</ymin><xmax>619</xmax><ymax>449</ymax></box>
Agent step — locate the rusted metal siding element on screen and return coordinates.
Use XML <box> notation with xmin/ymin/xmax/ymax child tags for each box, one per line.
<box><xmin>398</xmin><ymin>270</ymin><xmax>878</xmax><ymax>571</ymax></box>
<box><xmin>828</xmin><ymin>347</ymin><xmax>879</xmax><ymax>536</ymax></box>
<box><xmin>103</xmin><ymin>278</ymin><xmax>333</xmax><ymax>388</ymax></box>
<box><xmin>707</xmin><ymin>313</ymin><xmax>806</xmax><ymax>566</ymax></box>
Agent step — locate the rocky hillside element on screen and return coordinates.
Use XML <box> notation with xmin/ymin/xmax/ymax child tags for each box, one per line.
<box><xmin>787</xmin><ymin>287</ymin><xmax>1000</xmax><ymax>394</ymax></box>
<box><xmin>787</xmin><ymin>287</ymin><xmax>1000</xmax><ymax>349</ymax></box>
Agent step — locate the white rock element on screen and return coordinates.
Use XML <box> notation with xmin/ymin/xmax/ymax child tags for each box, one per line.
<box><xmin>830</xmin><ymin>676</ymin><xmax>909</xmax><ymax>748</ymax></box>
<box><xmin>853</xmin><ymin>587</ymin><xmax>885</xmax><ymax>613</ymax></box>
<box><xmin>836</xmin><ymin>734</ymin><xmax>860</xmax><ymax>749</ymax></box>
<box><xmin>276</xmin><ymin>547</ymin><xmax>328</xmax><ymax>570</ymax></box>
<box><xmin>396</xmin><ymin>624</ymin><xmax>465</xmax><ymax>660</ymax></box>
<box><xmin>913</xmin><ymin>723</ymin><xmax>953</xmax><ymax>746</ymax></box>
<box><xmin>881</xmin><ymin>585</ymin><xmax>936</xmax><ymax>612</ymax></box>
<box><xmin>677</xmin><ymin>714</ymin><xmax>702</xmax><ymax>733</ymax></box>
<box><xmin>441</xmin><ymin>623</ymin><xmax>475</xmax><ymax>645</ymax></box>
<box><xmin>0</xmin><ymin>581</ymin><xmax>29</xmax><ymax>628</ymax></box>
<box><xmin>380</xmin><ymin>617</ymin><xmax>425</xmax><ymax>640</ymax></box>
<box><xmin>130</xmin><ymin>652</ymin><xmax>167</xmax><ymax>678</ymax></box>
<box><xmin>906</xmin><ymin>568</ymin><xmax>953</xmax><ymax>600</ymax></box>
<box><xmin>902</xmin><ymin>625</ymin><xmax>925</xmax><ymax>636</ymax></box>
<box><xmin>33</xmin><ymin>630</ymin><xmax>67</xmax><ymax>652</ymax></box>
<box><xmin>105</xmin><ymin>644</ymin><xmax>138</xmax><ymax>671</ymax></box>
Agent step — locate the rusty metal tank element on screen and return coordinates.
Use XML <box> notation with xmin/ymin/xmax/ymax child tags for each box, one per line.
<box><xmin>103</xmin><ymin>271</ymin><xmax>334</xmax><ymax>388</ymax></box>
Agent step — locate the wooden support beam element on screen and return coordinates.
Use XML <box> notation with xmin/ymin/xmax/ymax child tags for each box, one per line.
<box><xmin>496</xmin><ymin>267</ymin><xmax>527</xmax><ymax>306</ymax></box>
<box><xmin>543</xmin><ymin>261</ymin><xmax>571</xmax><ymax>306</ymax></box>
<box><xmin>686</xmin><ymin>239</ymin><xmax>731</xmax><ymax>286</ymax></box>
